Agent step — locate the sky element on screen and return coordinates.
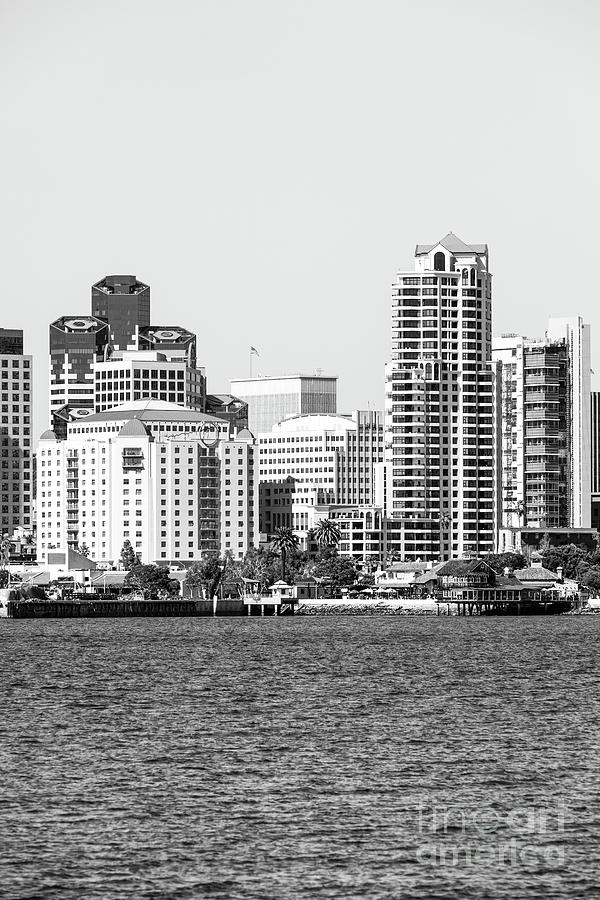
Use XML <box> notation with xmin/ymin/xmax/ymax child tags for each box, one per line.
<box><xmin>1</xmin><ymin>0</ymin><xmax>599</xmax><ymax>438</ymax></box>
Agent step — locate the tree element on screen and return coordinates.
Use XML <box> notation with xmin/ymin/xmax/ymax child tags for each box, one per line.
<box><xmin>78</xmin><ymin>544</ymin><xmax>91</xmax><ymax>558</ymax></box>
<box><xmin>313</xmin><ymin>519</ymin><xmax>341</xmax><ymax>550</ymax></box>
<box><xmin>270</xmin><ymin>527</ymin><xmax>300</xmax><ymax>581</ymax></box>
<box><xmin>239</xmin><ymin>547</ymin><xmax>280</xmax><ymax>591</ymax></box>
<box><xmin>541</xmin><ymin>544</ymin><xmax>590</xmax><ymax>580</ymax></box>
<box><xmin>125</xmin><ymin>564</ymin><xmax>180</xmax><ymax>599</ymax></box>
<box><xmin>311</xmin><ymin>548</ymin><xmax>359</xmax><ymax>593</ymax></box>
<box><xmin>485</xmin><ymin>552</ymin><xmax>527</xmax><ymax>574</ymax></box>
<box><xmin>120</xmin><ymin>540</ymin><xmax>138</xmax><ymax>571</ymax></box>
<box><xmin>185</xmin><ymin>554</ymin><xmax>227</xmax><ymax>599</ymax></box>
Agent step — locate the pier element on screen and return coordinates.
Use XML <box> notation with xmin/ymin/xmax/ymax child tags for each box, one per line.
<box><xmin>6</xmin><ymin>595</ymin><xmax>297</xmax><ymax>619</ymax></box>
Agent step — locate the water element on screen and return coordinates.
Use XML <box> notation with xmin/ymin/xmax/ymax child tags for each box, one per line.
<box><xmin>1</xmin><ymin>617</ymin><xmax>599</xmax><ymax>899</ymax></box>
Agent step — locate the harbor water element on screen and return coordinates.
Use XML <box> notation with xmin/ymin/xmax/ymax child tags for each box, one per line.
<box><xmin>1</xmin><ymin>617</ymin><xmax>598</xmax><ymax>899</ymax></box>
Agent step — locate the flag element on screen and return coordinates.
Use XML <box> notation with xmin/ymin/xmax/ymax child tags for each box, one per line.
<box><xmin>250</xmin><ymin>346</ymin><xmax>260</xmax><ymax>356</ymax></box>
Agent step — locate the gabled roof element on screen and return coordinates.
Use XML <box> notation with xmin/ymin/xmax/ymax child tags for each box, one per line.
<box><xmin>514</xmin><ymin>566</ymin><xmax>559</xmax><ymax>582</ymax></box>
<box><xmin>415</xmin><ymin>233</ymin><xmax>487</xmax><ymax>256</ymax></box>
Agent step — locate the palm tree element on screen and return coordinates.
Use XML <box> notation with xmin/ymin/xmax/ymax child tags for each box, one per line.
<box><xmin>270</xmin><ymin>526</ymin><xmax>300</xmax><ymax>582</ymax></box>
<box><xmin>313</xmin><ymin>519</ymin><xmax>341</xmax><ymax>550</ymax></box>
<box><xmin>438</xmin><ymin>511</ymin><xmax>451</xmax><ymax>562</ymax></box>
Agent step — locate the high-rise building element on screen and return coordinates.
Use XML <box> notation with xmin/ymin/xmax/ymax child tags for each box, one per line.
<box><xmin>493</xmin><ymin>317</ymin><xmax>591</xmax><ymax>547</ymax></box>
<box><xmin>257</xmin><ymin>410</ymin><xmax>384</xmax><ymax>544</ymax></box>
<box><xmin>91</xmin><ymin>275</ymin><xmax>150</xmax><ymax>351</ymax></box>
<box><xmin>0</xmin><ymin>329</ymin><xmax>33</xmax><ymax>534</ymax></box>
<box><xmin>93</xmin><ymin>352</ymin><xmax>206</xmax><ymax>412</ymax></box>
<box><xmin>49</xmin><ymin>315</ymin><xmax>111</xmax><ymax>428</ymax></box>
<box><xmin>36</xmin><ymin>400</ymin><xmax>258</xmax><ymax>565</ymax></box>
<box><xmin>136</xmin><ymin>325</ymin><xmax>196</xmax><ymax>367</ymax></box>
<box><xmin>592</xmin><ymin>390</ymin><xmax>600</xmax><ymax>531</ymax></box>
<box><xmin>383</xmin><ymin>234</ymin><xmax>499</xmax><ymax>561</ymax></box>
<box><xmin>230</xmin><ymin>374</ymin><xmax>337</xmax><ymax>434</ymax></box>
<box><xmin>547</xmin><ymin>317</ymin><xmax>591</xmax><ymax>528</ymax></box>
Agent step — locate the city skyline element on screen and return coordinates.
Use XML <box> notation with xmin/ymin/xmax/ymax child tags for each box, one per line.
<box><xmin>2</xmin><ymin>1</ymin><xmax>599</xmax><ymax>443</ymax></box>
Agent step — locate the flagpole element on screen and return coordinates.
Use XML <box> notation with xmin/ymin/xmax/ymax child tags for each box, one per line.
<box><xmin>250</xmin><ymin>347</ymin><xmax>253</xmax><ymax>378</ymax></box>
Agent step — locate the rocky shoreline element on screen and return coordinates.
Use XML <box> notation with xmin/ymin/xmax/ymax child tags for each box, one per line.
<box><xmin>296</xmin><ymin>600</ymin><xmax>437</xmax><ymax>616</ymax></box>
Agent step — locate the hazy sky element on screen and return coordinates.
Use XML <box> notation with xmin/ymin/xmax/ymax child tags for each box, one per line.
<box><xmin>2</xmin><ymin>0</ymin><xmax>599</xmax><ymax>437</ymax></box>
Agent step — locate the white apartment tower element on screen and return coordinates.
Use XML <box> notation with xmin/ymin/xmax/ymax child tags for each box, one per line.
<box><xmin>36</xmin><ymin>400</ymin><xmax>258</xmax><ymax>565</ymax></box>
<box><xmin>493</xmin><ymin>316</ymin><xmax>591</xmax><ymax>546</ymax></box>
<box><xmin>383</xmin><ymin>234</ymin><xmax>499</xmax><ymax>561</ymax></box>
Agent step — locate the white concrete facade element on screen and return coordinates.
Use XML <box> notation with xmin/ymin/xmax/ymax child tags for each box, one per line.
<box><xmin>230</xmin><ymin>374</ymin><xmax>337</xmax><ymax>434</ymax></box>
<box><xmin>36</xmin><ymin>400</ymin><xmax>258</xmax><ymax>566</ymax></box>
<box><xmin>547</xmin><ymin>317</ymin><xmax>591</xmax><ymax>528</ymax></box>
<box><xmin>384</xmin><ymin>234</ymin><xmax>499</xmax><ymax>561</ymax></box>
<box><xmin>493</xmin><ymin>316</ymin><xmax>591</xmax><ymax>539</ymax></box>
<box><xmin>93</xmin><ymin>352</ymin><xmax>205</xmax><ymax>412</ymax></box>
<box><xmin>257</xmin><ymin>411</ymin><xmax>384</xmax><ymax>544</ymax></box>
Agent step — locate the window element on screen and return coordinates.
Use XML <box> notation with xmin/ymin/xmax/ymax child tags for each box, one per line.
<box><xmin>434</xmin><ymin>251</ymin><xmax>445</xmax><ymax>271</ymax></box>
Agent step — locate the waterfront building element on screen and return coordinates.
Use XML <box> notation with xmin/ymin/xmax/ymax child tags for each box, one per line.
<box><xmin>91</xmin><ymin>274</ymin><xmax>150</xmax><ymax>351</ymax></box>
<box><xmin>257</xmin><ymin>410</ymin><xmax>384</xmax><ymax>549</ymax></box>
<box><xmin>36</xmin><ymin>399</ymin><xmax>258</xmax><ymax>566</ymax></box>
<box><xmin>49</xmin><ymin>315</ymin><xmax>111</xmax><ymax>427</ymax></box>
<box><xmin>0</xmin><ymin>329</ymin><xmax>33</xmax><ymax>534</ymax></box>
<box><xmin>230</xmin><ymin>374</ymin><xmax>337</xmax><ymax>434</ymax></box>
<box><xmin>383</xmin><ymin>234</ymin><xmax>499</xmax><ymax>561</ymax></box>
<box><xmin>93</xmin><ymin>352</ymin><xmax>206</xmax><ymax>412</ymax></box>
<box><xmin>493</xmin><ymin>317</ymin><xmax>591</xmax><ymax>551</ymax></box>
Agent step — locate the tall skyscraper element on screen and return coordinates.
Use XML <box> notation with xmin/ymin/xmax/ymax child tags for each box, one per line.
<box><xmin>383</xmin><ymin>234</ymin><xmax>499</xmax><ymax>561</ymax></box>
<box><xmin>547</xmin><ymin>317</ymin><xmax>591</xmax><ymax>528</ymax></box>
<box><xmin>0</xmin><ymin>329</ymin><xmax>33</xmax><ymax>535</ymax></box>
<box><xmin>494</xmin><ymin>316</ymin><xmax>591</xmax><ymax>547</ymax></box>
<box><xmin>591</xmin><ymin>391</ymin><xmax>600</xmax><ymax>531</ymax></box>
<box><xmin>49</xmin><ymin>315</ymin><xmax>111</xmax><ymax>428</ymax></box>
<box><xmin>91</xmin><ymin>275</ymin><xmax>150</xmax><ymax>351</ymax></box>
<box><xmin>230</xmin><ymin>374</ymin><xmax>337</xmax><ymax>434</ymax></box>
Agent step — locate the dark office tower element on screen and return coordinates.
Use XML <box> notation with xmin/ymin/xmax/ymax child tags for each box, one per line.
<box><xmin>137</xmin><ymin>325</ymin><xmax>196</xmax><ymax>367</ymax></box>
<box><xmin>0</xmin><ymin>329</ymin><xmax>24</xmax><ymax>355</ymax></box>
<box><xmin>91</xmin><ymin>275</ymin><xmax>150</xmax><ymax>351</ymax></box>
<box><xmin>49</xmin><ymin>316</ymin><xmax>110</xmax><ymax>427</ymax></box>
<box><xmin>0</xmin><ymin>329</ymin><xmax>33</xmax><ymax>534</ymax></box>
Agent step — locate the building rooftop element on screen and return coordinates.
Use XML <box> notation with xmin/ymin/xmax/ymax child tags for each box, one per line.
<box><xmin>118</xmin><ymin>418</ymin><xmax>150</xmax><ymax>437</ymax></box>
<box><xmin>268</xmin><ymin>413</ymin><xmax>356</xmax><ymax>434</ymax></box>
<box><xmin>415</xmin><ymin>232</ymin><xmax>487</xmax><ymax>256</ymax></box>
<box><xmin>437</xmin><ymin>559</ymin><xmax>491</xmax><ymax>576</ymax></box>
<box><xmin>231</xmin><ymin>374</ymin><xmax>337</xmax><ymax>384</ymax></box>
<box><xmin>514</xmin><ymin>566</ymin><xmax>559</xmax><ymax>582</ymax></box>
<box><xmin>92</xmin><ymin>275</ymin><xmax>149</xmax><ymax>295</ymax></box>
<box><xmin>78</xmin><ymin>399</ymin><xmax>226</xmax><ymax>425</ymax></box>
